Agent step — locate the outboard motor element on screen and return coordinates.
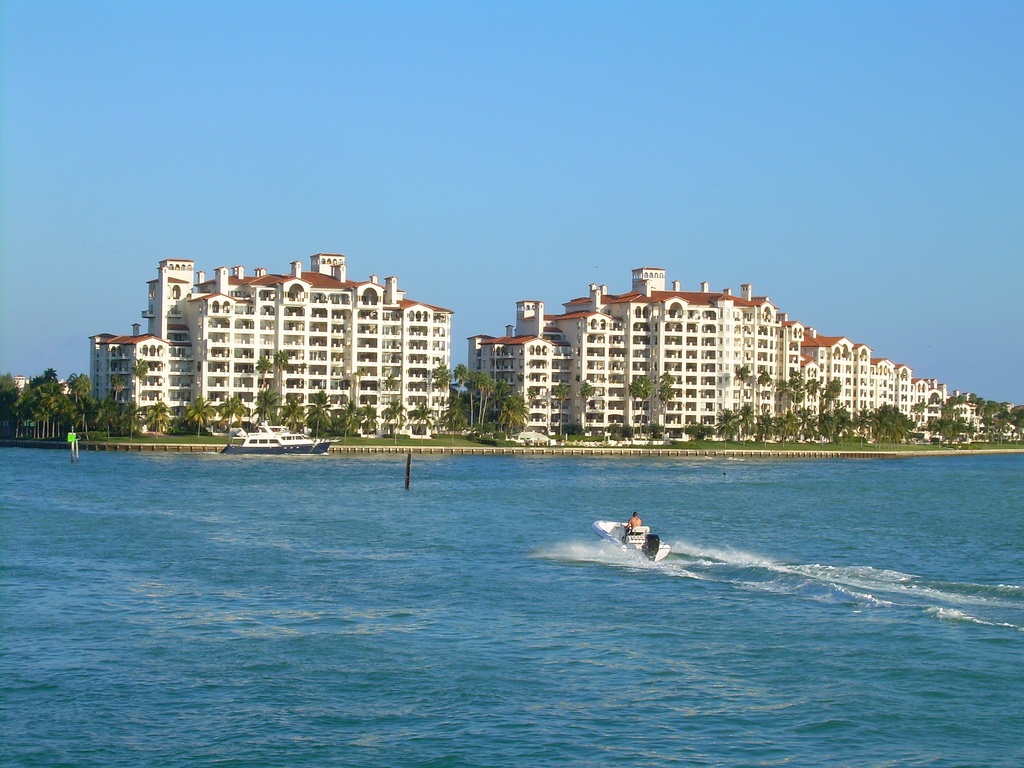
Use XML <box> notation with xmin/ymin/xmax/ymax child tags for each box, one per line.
<box><xmin>642</xmin><ymin>534</ymin><xmax>660</xmax><ymax>560</ymax></box>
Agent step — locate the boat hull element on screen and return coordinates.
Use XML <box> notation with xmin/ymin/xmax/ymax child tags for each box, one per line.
<box><xmin>222</xmin><ymin>442</ymin><xmax>330</xmax><ymax>455</ymax></box>
<box><xmin>222</xmin><ymin>423</ymin><xmax>332</xmax><ymax>455</ymax></box>
<box><xmin>592</xmin><ymin>520</ymin><xmax>671</xmax><ymax>562</ymax></box>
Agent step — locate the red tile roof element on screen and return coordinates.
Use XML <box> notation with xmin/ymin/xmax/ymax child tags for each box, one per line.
<box><xmin>600</xmin><ymin>289</ymin><xmax>768</xmax><ymax>308</ymax></box>
<box><xmin>801</xmin><ymin>334</ymin><xmax>848</xmax><ymax>348</ymax></box>
<box><xmin>96</xmin><ymin>334</ymin><xmax>163</xmax><ymax>346</ymax></box>
<box><xmin>188</xmin><ymin>292</ymin><xmax>233</xmax><ymax>302</ymax></box>
<box><xmin>478</xmin><ymin>335</ymin><xmax>543</xmax><ymax>346</ymax></box>
<box><xmin>398</xmin><ymin>299</ymin><xmax>453</xmax><ymax>314</ymax></box>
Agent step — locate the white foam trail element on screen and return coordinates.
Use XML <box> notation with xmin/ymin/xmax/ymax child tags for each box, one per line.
<box><xmin>926</xmin><ymin>606</ymin><xmax>1024</xmax><ymax>632</ymax></box>
<box><xmin>669</xmin><ymin>540</ymin><xmax>774</xmax><ymax>568</ymax></box>
<box><xmin>545</xmin><ymin>538</ymin><xmax>1024</xmax><ymax>631</ymax></box>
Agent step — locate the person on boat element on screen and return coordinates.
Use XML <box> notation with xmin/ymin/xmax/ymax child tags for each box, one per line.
<box><xmin>626</xmin><ymin>512</ymin><xmax>642</xmax><ymax>534</ymax></box>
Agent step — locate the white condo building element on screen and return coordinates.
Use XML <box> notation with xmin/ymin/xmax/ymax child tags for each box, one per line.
<box><xmin>470</xmin><ymin>266</ymin><xmax>951</xmax><ymax>439</ymax></box>
<box><xmin>91</xmin><ymin>253</ymin><xmax>453</xmax><ymax>434</ymax></box>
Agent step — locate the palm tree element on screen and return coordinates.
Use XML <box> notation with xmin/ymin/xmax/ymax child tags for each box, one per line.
<box><xmin>854</xmin><ymin>409</ymin><xmax>873</xmax><ymax>444</ymax></box>
<box><xmin>184</xmin><ymin>396</ymin><xmax>215</xmax><ymax>437</ymax></box>
<box><xmin>256</xmin><ymin>355</ymin><xmax>274</xmax><ymax>389</ymax></box>
<box><xmin>498</xmin><ymin>395</ymin><xmax>528</xmax><ymax>434</ymax></box>
<box><xmin>735</xmin><ymin>364</ymin><xmax>752</xmax><ymax>406</ymax></box>
<box><xmin>819</xmin><ymin>405</ymin><xmax>852</xmax><ymax>443</ymax></box>
<box><xmin>431</xmin><ymin>364</ymin><xmax>451</xmax><ymax>403</ymax></box>
<box><xmin>440</xmin><ymin>399</ymin><xmax>468</xmax><ymax>444</ymax></box>
<box><xmin>476</xmin><ymin>374</ymin><xmax>496</xmax><ymax>428</ymax></box>
<box><xmin>273</xmin><ymin>350</ymin><xmax>291</xmax><ymax>394</ymax></box>
<box><xmin>281</xmin><ymin>399</ymin><xmax>306</xmax><ymax>433</ymax></box>
<box><xmin>775</xmin><ymin>378</ymin><xmax>791</xmax><ymax>414</ymax></box>
<box><xmin>805</xmin><ymin>377</ymin><xmax>821</xmax><ymax>412</ymax></box>
<box><xmin>628</xmin><ymin>375</ymin><xmax>652</xmax><ymax>429</ymax></box>
<box><xmin>821</xmin><ymin>379</ymin><xmax>843</xmax><ymax>412</ymax></box>
<box><xmin>579</xmin><ymin>381</ymin><xmax>596</xmax><ymax>434</ymax></box>
<box><xmin>131</xmin><ymin>359</ymin><xmax>150</xmax><ymax>402</ymax></box>
<box><xmin>359</xmin><ymin>404</ymin><xmax>379</xmax><ymax>439</ymax></box>
<box><xmin>98</xmin><ymin>397</ymin><xmax>120</xmax><ymax>438</ymax></box>
<box><xmin>66</xmin><ymin>373</ymin><xmax>93</xmax><ymax>433</ymax></box>
<box><xmin>408</xmin><ymin>403</ymin><xmax>434</xmax><ymax>437</ymax></box>
<box><xmin>717</xmin><ymin>409</ymin><xmax>742</xmax><ymax>442</ymax></box>
<box><xmin>306</xmin><ymin>390</ymin><xmax>332</xmax><ymax>438</ymax></box>
<box><xmin>122</xmin><ymin>401</ymin><xmax>142</xmax><ymax>440</ymax></box>
<box><xmin>552</xmin><ymin>382</ymin><xmax>571</xmax><ymax>436</ymax></box>
<box><xmin>254</xmin><ymin>388</ymin><xmax>280</xmax><ymax>424</ymax></box>
<box><xmin>146</xmin><ymin>400</ymin><xmax>172</xmax><ymax>434</ymax></box>
<box><xmin>756</xmin><ymin>371</ymin><xmax>773</xmax><ymax>413</ymax></box>
<box><xmin>72</xmin><ymin>395</ymin><xmax>99</xmax><ymax>437</ymax></box>
<box><xmin>383</xmin><ymin>398</ymin><xmax>406</xmax><ymax>442</ymax></box>
<box><xmin>873</xmin><ymin>404</ymin><xmax>914</xmax><ymax>445</ymax></box>
<box><xmin>218</xmin><ymin>396</ymin><xmax>248</xmax><ymax>433</ymax></box>
<box><xmin>788</xmin><ymin>371</ymin><xmax>805</xmax><ymax>408</ymax></box>
<box><xmin>738</xmin><ymin>404</ymin><xmax>756</xmax><ymax>441</ymax></box>
<box><xmin>462</xmin><ymin>370</ymin><xmax>481</xmax><ymax>425</ymax></box>
<box><xmin>778</xmin><ymin>411</ymin><xmax>800</xmax><ymax>443</ymax></box>
<box><xmin>658</xmin><ymin>371</ymin><xmax>677</xmax><ymax>432</ymax></box>
<box><xmin>755</xmin><ymin>412</ymin><xmax>776</xmax><ymax>445</ymax></box>
<box><xmin>452</xmin><ymin>363</ymin><xmax>470</xmax><ymax>394</ymax></box>
<box><xmin>111</xmin><ymin>374</ymin><xmax>125</xmax><ymax>404</ymax></box>
<box><xmin>336</xmin><ymin>400</ymin><xmax>361</xmax><ymax>442</ymax></box>
<box><xmin>33</xmin><ymin>381</ymin><xmax>69</xmax><ymax>439</ymax></box>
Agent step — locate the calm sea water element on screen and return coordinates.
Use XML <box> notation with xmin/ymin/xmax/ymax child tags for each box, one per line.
<box><xmin>2</xmin><ymin>448</ymin><xmax>1022</xmax><ymax>767</ymax></box>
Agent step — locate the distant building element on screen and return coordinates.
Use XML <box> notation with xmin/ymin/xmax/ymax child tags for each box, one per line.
<box><xmin>470</xmin><ymin>266</ymin><xmax>954</xmax><ymax>439</ymax></box>
<box><xmin>90</xmin><ymin>253</ymin><xmax>453</xmax><ymax>435</ymax></box>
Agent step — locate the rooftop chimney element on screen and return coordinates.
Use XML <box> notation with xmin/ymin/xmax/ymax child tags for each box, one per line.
<box><xmin>700</xmin><ymin>281</ymin><xmax>710</xmax><ymax>292</ymax></box>
<box><xmin>132</xmin><ymin>323</ymin><xmax>141</xmax><ymax>336</ymax></box>
<box><xmin>384</xmin><ymin>276</ymin><xmax>404</xmax><ymax>304</ymax></box>
<box><xmin>672</xmin><ymin>280</ymin><xmax>681</xmax><ymax>291</ymax></box>
<box><xmin>215</xmin><ymin>266</ymin><xmax>229</xmax><ymax>294</ymax></box>
<box><xmin>741</xmin><ymin>283</ymin><xmax>753</xmax><ymax>300</ymax></box>
<box><xmin>291</xmin><ymin>260</ymin><xmax>303</xmax><ymax>278</ymax></box>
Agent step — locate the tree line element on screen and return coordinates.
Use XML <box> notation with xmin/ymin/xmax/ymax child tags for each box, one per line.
<box><xmin>2</xmin><ymin>366</ymin><xmax>1022</xmax><ymax>445</ymax></box>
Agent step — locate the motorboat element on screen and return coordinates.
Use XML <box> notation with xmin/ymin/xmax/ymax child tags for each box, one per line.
<box><xmin>592</xmin><ymin>520</ymin><xmax>671</xmax><ymax>562</ymax></box>
<box><xmin>222</xmin><ymin>423</ymin><xmax>331</xmax><ymax>455</ymax></box>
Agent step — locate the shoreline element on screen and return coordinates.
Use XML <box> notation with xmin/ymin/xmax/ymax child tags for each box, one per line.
<box><xmin>4</xmin><ymin>438</ymin><xmax>1023</xmax><ymax>460</ymax></box>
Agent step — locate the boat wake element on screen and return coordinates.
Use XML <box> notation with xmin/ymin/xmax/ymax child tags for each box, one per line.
<box><xmin>538</xmin><ymin>539</ymin><xmax>1024</xmax><ymax>633</ymax></box>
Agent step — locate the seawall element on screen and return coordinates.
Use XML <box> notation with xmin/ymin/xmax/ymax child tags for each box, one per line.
<box><xmin>4</xmin><ymin>439</ymin><xmax>1024</xmax><ymax>460</ymax></box>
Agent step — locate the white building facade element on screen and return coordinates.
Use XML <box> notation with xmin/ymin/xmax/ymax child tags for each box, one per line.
<box><xmin>91</xmin><ymin>253</ymin><xmax>453</xmax><ymax>433</ymax></box>
<box><xmin>470</xmin><ymin>266</ymin><xmax>953</xmax><ymax>439</ymax></box>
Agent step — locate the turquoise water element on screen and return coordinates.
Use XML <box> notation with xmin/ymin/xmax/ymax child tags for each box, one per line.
<box><xmin>2</xmin><ymin>448</ymin><xmax>1022</xmax><ymax>767</ymax></box>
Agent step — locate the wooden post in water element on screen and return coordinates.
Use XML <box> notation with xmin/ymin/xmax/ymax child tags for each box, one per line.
<box><xmin>405</xmin><ymin>452</ymin><xmax>412</xmax><ymax>489</ymax></box>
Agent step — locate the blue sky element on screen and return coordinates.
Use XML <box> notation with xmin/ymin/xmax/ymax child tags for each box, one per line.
<box><xmin>2</xmin><ymin>1</ymin><xmax>1022</xmax><ymax>402</ymax></box>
